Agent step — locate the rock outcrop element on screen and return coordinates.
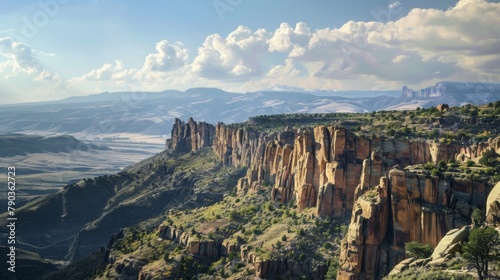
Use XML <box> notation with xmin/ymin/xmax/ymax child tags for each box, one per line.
<box><xmin>157</xmin><ymin>225</ymin><xmax>311</xmax><ymax>278</ymax></box>
<box><xmin>458</xmin><ymin>137</ymin><xmax>500</xmax><ymax>162</ymax></box>
<box><xmin>158</xmin><ymin>225</ymin><xmax>219</xmax><ymax>257</ymax></box>
<box><xmin>486</xmin><ymin>182</ymin><xmax>500</xmax><ymax>224</ymax></box>
<box><xmin>430</xmin><ymin>226</ymin><xmax>470</xmax><ymax>261</ymax></box>
<box><xmin>169</xmin><ymin>118</ymin><xmax>215</xmax><ymax>154</ymax></box>
<box><xmin>388</xmin><ymin>225</ymin><xmax>470</xmax><ymax>276</ymax></box>
<box><xmin>338</xmin><ymin>176</ymin><xmax>391</xmax><ymax>280</ymax></box>
<box><xmin>337</xmin><ymin>169</ymin><xmax>489</xmax><ymax>280</ymax></box>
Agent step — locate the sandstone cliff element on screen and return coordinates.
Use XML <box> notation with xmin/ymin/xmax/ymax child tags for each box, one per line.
<box><xmin>337</xmin><ymin>168</ymin><xmax>490</xmax><ymax>280</ymax></box>
<box><xmin>169</xmin><ymin>118</ymin><xmax>215</xmax><ymax>154</ymax></box>
<box><xmin>168</xmin><ymin>118</ymin><xmax>498</xmax><ymax>279</ymax></box>
<box><xmin>170</xmin><ymin>118</ymin><xmax>495</xmax><ymax>218</ymax></box>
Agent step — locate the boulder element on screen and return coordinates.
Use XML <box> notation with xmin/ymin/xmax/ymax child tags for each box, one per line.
<box><xmin>486</xmin><ymin>182</ymin><xmax>500</xmax><ymax>224</ymax></box>
<box><xmin>431</xmin><ymin>226</ymin><xmax>470</xmax><ymax>260</ymax></box>
<box><xmin>387</xmin><ymin>257</ymin><xmax>414</xmax><ymax>276</ymax></box>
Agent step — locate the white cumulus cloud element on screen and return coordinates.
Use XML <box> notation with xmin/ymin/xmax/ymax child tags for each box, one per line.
<box><xmin>280</xmin><ymin>0</ymin><xmax>500</xmax><ymax>85</ymax></box>
<box><xmin>141</xmin><ymin>40</ymin><xmax>189</xmax><ymax>72</ymax></box>
<box><xmin>268</xmin><ymin>22</ymin><xmax>311</xmax><ymax>53</ymax></box>
<box><xmin>191</xmin><ymin>25</ymin><xmax>271</xmax><ymax>80</ymax></box>
<box><xmin>0</xmin><ymin>37</ymin><xmax>40</xmax><ymax>76</ymax></box>
<box><xmin>0</xmin><ymin>37</ymin><xmax>61</xmax><ymax>83</ymax></box>
<box><xmin>73</xmin><ymin>60</ymin><xmax>129</xmax><ymax>81</ymax></box>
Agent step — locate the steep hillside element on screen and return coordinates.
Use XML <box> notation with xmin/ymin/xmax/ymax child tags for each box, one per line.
<box><xmin>0</xmin><ymin>245</ymin><xmax>57</xmax><ymax>280</ymax></box>
<box><xmin>0</xmin><ymin>148</ymin><xmax>245</xmax><ymax>263</ymax></box>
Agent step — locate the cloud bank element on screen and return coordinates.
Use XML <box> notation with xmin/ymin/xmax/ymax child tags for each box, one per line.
<box><xmin>2</xmin><ymin>0</ymin><xmax>499</xmax><ymax>97</ymax></box>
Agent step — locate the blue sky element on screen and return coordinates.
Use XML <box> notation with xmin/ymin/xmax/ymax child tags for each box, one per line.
<box><xmin>0</xmin><ymin>0</ymin><xmax>499</xmax><ymax>104</ymax></box>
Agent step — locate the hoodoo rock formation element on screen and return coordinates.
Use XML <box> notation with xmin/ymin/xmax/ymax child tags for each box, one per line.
<box><xmin>168</xmin><ymin>118</ymin><xmax>498</xmax><ymax>279</ymax></box>
<box><xmin>168</xmin><ymin>118</ymin><xmax>215</xmax><ymax>154</ymax></box>
<box><xmin>170</xmin><ymin>119</ymin><xmax>491</xmax><ymax>217</ymax></box>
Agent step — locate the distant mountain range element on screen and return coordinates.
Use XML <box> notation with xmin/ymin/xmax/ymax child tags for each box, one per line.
<box><xmin>0</xmin><ymin>82</ymin><xmax>498</xmax><ymax>137</ymax></box>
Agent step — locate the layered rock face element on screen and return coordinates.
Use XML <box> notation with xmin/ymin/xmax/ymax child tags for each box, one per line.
<box><xmin>337</xmin><ymin>169</ymin><xmax>490</xmax><ymax>280</ymax></box>
<box><xmin>214</xmin><ymin>124</ymin><xmax>475</xmax><ymax>218</ymax></box>
<box><xmin>169</xmin><ymin>119</ymin><xmax>495</xmax><ymax>220</ymax></box>
<box><xmin>169</xmin><ymin>118</ymin><xmax>215</xmax><ymax>154</ymax></box>
<box><xmin>458</xmin><ymin>137</ymin><xmax>500</xmax><ymax>162</ymax></box>
<box><xmin>338</xmin><ymin>176</ymin><xmax>391</xmax><ymax>280</ymax></box>
<box><xmin>158</xmin><ymin>226</ymin><xmax>219</xmax><ymax>257</ymax></box>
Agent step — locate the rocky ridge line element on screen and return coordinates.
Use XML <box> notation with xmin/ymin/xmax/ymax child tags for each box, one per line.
<box><xmin>171</xmin><ymin>118</ymin><xmax>498</xmax><ymax>217</ymax></box>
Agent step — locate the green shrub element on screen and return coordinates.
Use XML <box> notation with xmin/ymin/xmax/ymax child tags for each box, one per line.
<box><xmin>479</xmin><ymin>149</ymin><xmax>498</xmax><ymax>167</ymax></box>
<box><xmin>431</xmin><ymin>168</ymin><xmax>441</xmax><ymax>177</ymax></box>
<box><xmin>252</xmin><ymin>228</ymin><xmax>262</xmax><ymax>235</ymax></box>
<box><xmin>267</xmin><ymin>203</ymin><xmax>275</xmax><ymax>212</ymax></box>
<box><xmin>424</xmin><ymin>162</ymin><xmax>435</xmax><ymax>170</ymax></box>
<box><xmin>299</xmin><ymin>253</ymin><xmax>306</xmax><ymax>261</ymax></box>
<box><xmin>471</xmin><ymin>208</ymin><xmax>486</xmax><ymax>225</ymax></box>
<box><xmin>325</xmin><ymin>258</ymin><xmax>339</xmax><ymax>280</ymax></box>
<box><xmin>464</xmin><ymin>226</ymin><xmax>500</xmax><ymax>280</ymax></box>
<box><xmin>438</xmin><ymin>160</ymin><xmax>447</xmax><ymax>169</ymax></box>
<box><xmin>405</xmin><ymin>241</ymin><xmax>433</xmax><ymax>259</ymax></box>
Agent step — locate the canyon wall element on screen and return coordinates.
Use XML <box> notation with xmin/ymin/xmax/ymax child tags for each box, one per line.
<box><xmin>337</xmin><ymin>168</ymin><xmax>489</xmax><ymax>279</ymax></box>
<box><xmin>168</xmin><ymin>118</ymin><xmax>497</xmax><ymax>279</ymax></box>
<box><xmin>232</xmin><ymin>123</ymin><xmax>454</xmax><ymax>218</ymax></box>
<box><xmin>170</xmin><ymin>119</ymin><xmax>489</xmax><ymax>218</ymax></box>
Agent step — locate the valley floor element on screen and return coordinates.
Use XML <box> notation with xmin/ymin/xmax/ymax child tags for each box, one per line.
<box><xmin>0</xmin><ymin>135</ymin><xmax>165</xmax><ymax>206</ymax></box>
